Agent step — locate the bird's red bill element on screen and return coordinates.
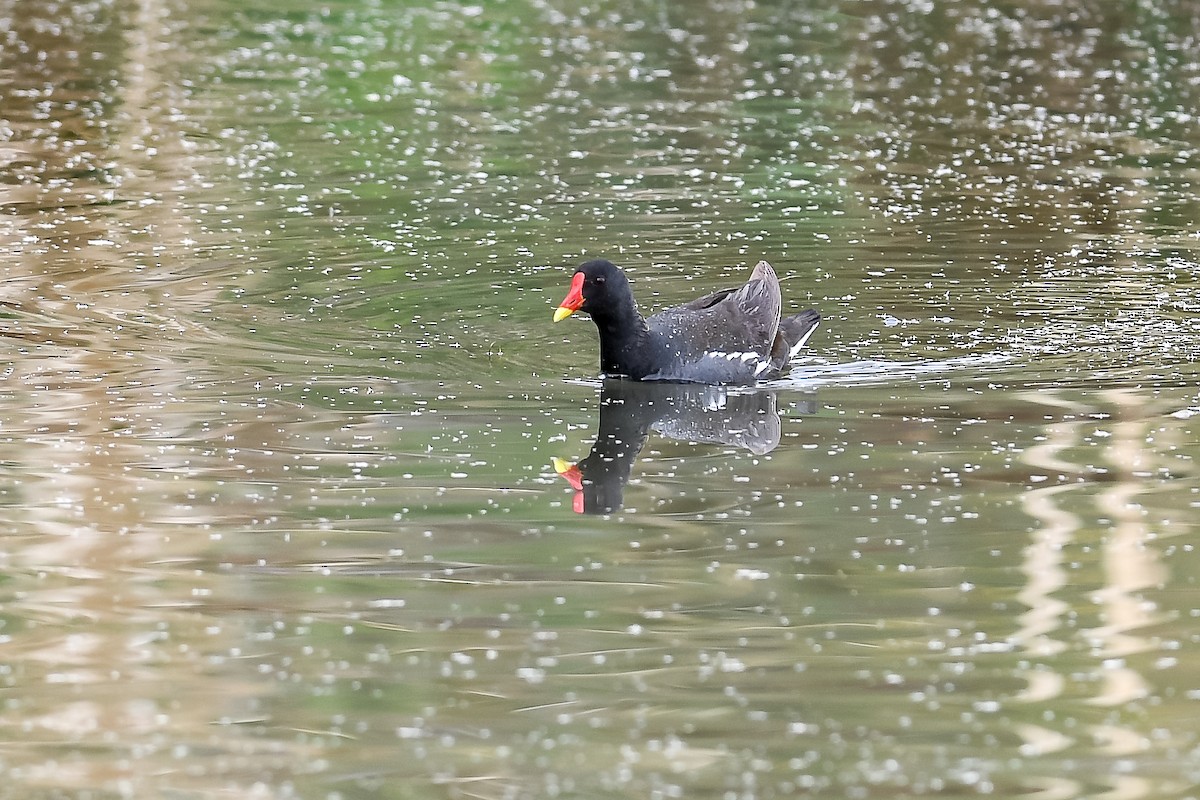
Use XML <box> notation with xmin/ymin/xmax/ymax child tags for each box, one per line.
<box><xmin>553</xmin><ymin>272</ymin><xmax>585</xmax><ymax>322</ymax></box>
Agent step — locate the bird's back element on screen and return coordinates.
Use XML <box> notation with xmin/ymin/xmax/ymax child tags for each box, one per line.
<box><xmin>641</xmin><ymin>261</ymin><xmax>783</xmax><ymax>383</ymax></box>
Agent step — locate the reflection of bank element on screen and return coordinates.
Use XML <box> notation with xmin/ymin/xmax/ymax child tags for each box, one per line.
<box><xmin>1009</xmin><ymin>389</ymin><xmax>1173</xmax><ymax>798</ymax></box>
<box><xmin>0</xmin><ymin>6</ymin><xmax>282</xmax><ymax>796</ymax></box>
<box><xmin>553</xmin><ymin>379</ymin><xmax>815</xmax><ymax>514</ymax></box>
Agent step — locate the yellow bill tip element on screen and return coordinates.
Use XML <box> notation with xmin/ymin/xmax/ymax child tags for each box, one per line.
<box><xmin>551</xmin><ymin>457</ymin><xmax>574</xmax><ymax>474</ymax></box>
<box><xmin>553</xmin><ymin>306</ymin><xmax>575</xmax><ymax>323</ymax></box>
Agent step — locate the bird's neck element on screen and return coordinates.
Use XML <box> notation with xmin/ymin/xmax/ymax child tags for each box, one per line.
<box><xmin>593</xmin><ymin>303</ymin><xmax>653</xmax><ymax>378</ymax></box>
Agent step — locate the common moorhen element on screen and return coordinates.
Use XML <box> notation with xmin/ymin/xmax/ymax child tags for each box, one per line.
<box><xmin>553</xmin><ymin>259</ymin><xmax>820</xmax><ymax>384</ymax></box>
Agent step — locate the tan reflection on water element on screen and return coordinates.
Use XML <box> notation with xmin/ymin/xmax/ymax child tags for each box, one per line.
<box><xmin>1012</xmin><ymin>389</ymin><xmax>1173</xmax><ymax>799</ymax></box>
<box><xmin>1012</xmin><ymin>392</ymin><xmax>1089</xmax><ymax>674</ymax></box>
<box><xmin>1085</xmin><ymin>390</ymin><xmax>1168</xmax><ymax>709</ymax></box>
<box><xmin>0</xmin><ymin>0</ymin><xmax>267</xmax><ymax>793</ymax></box>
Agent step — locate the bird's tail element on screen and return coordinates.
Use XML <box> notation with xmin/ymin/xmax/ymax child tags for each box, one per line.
<box><xmin>778</xmin><ymin>309</ymin><xmax>820</xmax><ymax>358</ymax></box>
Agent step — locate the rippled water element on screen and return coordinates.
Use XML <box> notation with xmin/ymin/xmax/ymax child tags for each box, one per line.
<box><xmin>2</xmin><ymin>0</ymin><xmax>1199</xmax><ymax>797</ymax></box>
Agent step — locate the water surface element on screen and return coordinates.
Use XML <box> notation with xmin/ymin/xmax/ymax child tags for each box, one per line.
<box><xmin>1</xmin><ymin>0</ymin><xmax>1199</xmax><ymax>797</ymax></box>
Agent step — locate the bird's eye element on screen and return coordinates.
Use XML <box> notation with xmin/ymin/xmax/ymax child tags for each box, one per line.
<box><xmin>594</xmin><ymin>276</ymin><xmax>606</xmax><ymax>285</ymax></box>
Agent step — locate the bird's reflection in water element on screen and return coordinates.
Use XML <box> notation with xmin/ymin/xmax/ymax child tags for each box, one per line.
<box><xmin>553</xmin><ymin>379</ymin><xmax>815</xmax><ymax>514</ymax></box>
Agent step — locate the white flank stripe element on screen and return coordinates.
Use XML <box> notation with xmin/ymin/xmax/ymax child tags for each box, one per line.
<box><xmin>708</xmin><ymin>351</ymin><xmax>759</xmax><ymax>363</ymax></box>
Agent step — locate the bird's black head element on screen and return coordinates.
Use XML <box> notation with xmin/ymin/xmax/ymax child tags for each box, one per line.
<box><xmin>552</xmin><ymin>259</ymin><xmax>632</xmax><ymax>322</ymax></box>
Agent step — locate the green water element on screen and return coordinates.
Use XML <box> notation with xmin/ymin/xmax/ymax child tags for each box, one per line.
<box><xmin>1</xmin><ymin>0</ymin><xmax>1199</xmax><ymax>797</ymax></box>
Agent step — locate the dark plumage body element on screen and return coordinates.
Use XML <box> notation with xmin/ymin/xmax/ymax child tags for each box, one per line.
<box><xmin>553</xmin><ymin>259</ymin><xmax>820</xmax><ymax>384</ymax></box>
